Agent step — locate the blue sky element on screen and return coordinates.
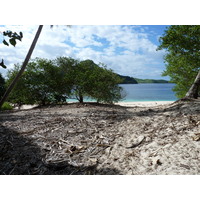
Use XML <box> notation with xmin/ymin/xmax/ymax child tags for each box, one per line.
<box><xmin>0</xmin><ymin>25</ymin><xmax>169</xmax><ymax>80</ymax></box>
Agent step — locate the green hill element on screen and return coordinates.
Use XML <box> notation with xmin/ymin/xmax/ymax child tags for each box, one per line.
<box><xmin>118</xmin><ymin>75</ymin><xmax>138</xmax><ymax>84</ymax></box>
<box><xmin>117</xmin><ymin>74</ymin><xmax>169</xmax><ymax>84</ymax></box>
<box><xmin>135</xmin><ymin>78</ymin><xmax>169</xmax><ymax>83</ymax></box>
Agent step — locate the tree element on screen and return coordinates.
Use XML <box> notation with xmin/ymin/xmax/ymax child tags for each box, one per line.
<box><xmin>7</xmin><ymin>58</ymin><xmax>72</xmax><ymax>106</ymax></box>
<box><xmin>7</xmin><ymin>56</ymin><xmax>124</xmax><ymax>106</ymax></box>
<box><xmin>70</xmin><ymin>59</ymin><xmax>97</xmax><ymax>103</ymax></box>
<box><xmin>54</xmin><ymin>56</ymin><xmax>78</xmax><ymax>98</ymax></box>
<box><xmin>157</xmin><ymin>25</ymin><xmax>200</xmax><ymax>99</ymax></box>
<box><xmin>0</xmin><ymin>25</ymin><xmax>43</xmax><ymax>108</ymax></box>
<box><xmin>6</xmin><ymin>65</ymin><xmax>33</xmax><ymax>107</ymax></box>
<box><xmin>0</xmin><ymin>73</ymin><xmax>5</xmax><ymax>99</ymax></box>
<box><xmin>69</xmin><ymin>59</ymin><xmax>124</xmax><ymax>103</ymax></box>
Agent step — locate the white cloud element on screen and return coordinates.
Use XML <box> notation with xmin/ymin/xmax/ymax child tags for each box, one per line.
<box><xmin>0</xmin><ymin>25</ymin><xmax>166</xmax><ymax>79</ymax></box>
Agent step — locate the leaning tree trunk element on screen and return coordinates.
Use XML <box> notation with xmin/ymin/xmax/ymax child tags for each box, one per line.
<box><xmin>0</xmin><ymin>25</ymin><xmax>43</xmax><ymax>108</ymax></box>
<box><xmin>185</xmin><ymin>70</ymin><xmax>200</xmax><ymax>99</ymax></box>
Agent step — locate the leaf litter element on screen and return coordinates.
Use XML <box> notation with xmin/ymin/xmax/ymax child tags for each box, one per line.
<box><xmin>0</xmin><ymin>100</ymin><xmax>200</xmax><ymax>175</ymax></box>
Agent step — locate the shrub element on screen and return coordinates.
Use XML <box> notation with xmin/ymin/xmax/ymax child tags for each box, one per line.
<box><xmin>1</xmin><ymin>102</ymin><xmax>13</xmax><ymax>110</ymax></box>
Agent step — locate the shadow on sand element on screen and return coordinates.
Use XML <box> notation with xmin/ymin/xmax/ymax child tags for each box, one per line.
<box><xmin>0</xmin><ymin>124</ymin><xmax>121</xmax><ymax>175</ymax></box>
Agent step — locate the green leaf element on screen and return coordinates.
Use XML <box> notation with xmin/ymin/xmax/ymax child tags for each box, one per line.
<box><xmin>20</xmin><ymin>32</ymin><xmax>23</xmax><ymax>38</ymax></box>
<box><xmin>3</xmin><ymin>31</ymin><xmax>12</xmax><ymax>37</ymax></box>
<box><xmin>9</xmin><ymin>38</ymin><xmax>16</xmax><ymax>47</ymax></box>
<box><xmin>3</xmin><ymin>39</ymin><xmax>9</xmax><ymax>46</ymax></box>
<box><xmin>13</xmin><ymin>32</ymin><xmax>22</xmax><ymax>41</ymax></box>
<box><xmin>0</xmin><ymin>59</ymin><xmax>7</xmax><ymax>69</ymax></box>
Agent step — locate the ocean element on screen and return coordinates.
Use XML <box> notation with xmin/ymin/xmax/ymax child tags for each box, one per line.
<box><xmin>120</xmin><ymin>83</ymin><xmax>177</xmax><ymax>102</ymax></box>
<box><xmin>68</xmin><ymin>83</ymin><xmax>178</xmax><ymax>102</ymax></box>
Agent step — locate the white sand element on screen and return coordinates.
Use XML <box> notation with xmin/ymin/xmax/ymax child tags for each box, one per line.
<box><xmin>116</xmin><ymin>101</ymin><xmax>175</xmax><ymax>107</ymax></box>
<box><xmin>17</xmin><ymin>101</ymin><xmax>175</xmax><ymax>110</ymax></box>
<box><xmin>14</xmin><ymin>104</ymin><xmax>38</xmax><ymax>110</ymax></box>
<box><xmin>2</xmin><ymin>99</ymin><xmax>200</xmax><ymax>175</ymax></box>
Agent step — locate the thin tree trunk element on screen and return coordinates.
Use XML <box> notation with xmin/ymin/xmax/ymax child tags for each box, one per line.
<box><xmin>185</xmin><ymin>70</ymin><xmax>200</xmax><ymax>99</ymax></box>
<box><xmin>0</xmin><ymin>25</ymin><xmax>43</xmax><ymax>108</ymax></box>
<box><xmin>79</xmin><ymin>94</ymin><xmax>84</xmax><ymax>103</ymax></box>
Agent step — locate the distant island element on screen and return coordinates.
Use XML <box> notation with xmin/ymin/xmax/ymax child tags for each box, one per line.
<box><xmin>134</xmin><ymin>78</ymin><xmax>169</xmax><ymax>83</ymax></box>
<box><xmin>118</xmin><ymin>74</ymin><xmax>169</xmax><ymax>84</ymax></box>
<box><xmin>118</xmin><ymin>75</ymin><xmax>138</xmax><ymax>84</ymax></box>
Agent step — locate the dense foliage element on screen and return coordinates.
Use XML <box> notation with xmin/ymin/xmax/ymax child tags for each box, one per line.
<box><xmin>7</xmin><ymin>58</ymin><xmax>71</xmax><ymax>106</ymax></box>
<box><xmin>0</xmin><ymin>73</ymin><xmax>5</xmax><ymax>99</ymax></box>
<box><xmin>68</xmin><ymin>59</ymin><xmax>124</xmax><ymax>103</ymax></box>
<box><xmin>6</xmin><ymin>57</ymin><xmax>124</xmax><ymax>106</ymax></box>
<box><xmin>158</xmin><ymin>25</ymin><xmax>200</xmax><ymax>98</ymax></box>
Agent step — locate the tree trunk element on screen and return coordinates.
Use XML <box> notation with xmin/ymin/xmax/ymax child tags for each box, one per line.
<box><xmin>185</xmin><ymin>70</ymin><xmax>200</xmax><ymax>99</ymax></box>
<box><xmin>79</xmin><ymin>94</ymin><xmax>83</xmax><ymax>103</ymax></box>
<box><xmin>0</xmin><ymin>25</ymin><xmax>43</xmax><ymax>108</ymax></box>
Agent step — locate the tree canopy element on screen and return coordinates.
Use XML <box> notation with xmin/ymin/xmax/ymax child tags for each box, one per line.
<box><xmin>6</xmin><ymin>57</ymin><xmax>124</xmax><ymax>106</ymax></box>
<box><xmin>158</xmin><ymin>25</ymin><xmax>200</xmax><ymax>98</ymax></box>
<box><xmin>7</xmin><ymin>58</ymin><xmax>71</xmax><ymax>106</ymax></box>
<box><xmin>67</xmin><ymin>59</ymin><xmax>124</xmax><ymax>103</ymax></box>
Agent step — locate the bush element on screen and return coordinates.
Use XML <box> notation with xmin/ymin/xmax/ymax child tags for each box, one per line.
<box><xmin>1</xmin><ymin>102</ymin><xmax>13</xmax><ymax>110</ymax></box>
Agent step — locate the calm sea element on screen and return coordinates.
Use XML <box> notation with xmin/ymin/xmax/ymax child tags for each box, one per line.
<box><xmin>120</xmin><ymin>83</ymin><xmax>177</xmax><ymax>102</ymax></box>
<box><xmin>68</xmin><ymin>83</ymin><xmax>178</xmax><ymax>102</ymax></box>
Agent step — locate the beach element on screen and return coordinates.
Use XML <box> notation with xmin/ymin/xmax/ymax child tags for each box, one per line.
<box><xmin>116</xmin><ymin>101</ymin><xmax>174</xmax><ymax>107</ymax></box>
<box><xmin>18</xmin><ymin>101</ymin><xmax>175</xmax><ymax>110</ymax></box>
<box><xmin>1</xmin><ymin>99</ymin><xmax>200</xmax><ymax>174</ymax></box>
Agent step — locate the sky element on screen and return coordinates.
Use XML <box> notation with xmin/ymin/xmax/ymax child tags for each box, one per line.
<box><xmin>0</xmin><ymin>25</ymin><xmax>169</xmax><ymax>80</ymax></box>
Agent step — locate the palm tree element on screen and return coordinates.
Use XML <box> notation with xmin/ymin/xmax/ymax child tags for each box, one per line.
<box><xmin>0</xmin><ymin>25</ymin><xmax>43</xmax><ymax>108</ymax></box>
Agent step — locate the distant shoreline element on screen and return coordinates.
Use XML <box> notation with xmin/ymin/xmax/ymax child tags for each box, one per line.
<box><xmin>118</xmin><ymin>74</ymin><xmax>169</xmax><ymax>84</ymax></box>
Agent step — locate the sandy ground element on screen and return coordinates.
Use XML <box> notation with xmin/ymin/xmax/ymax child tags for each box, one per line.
<box><xmin>19</xmin><ymin>101</ymin><xmax>174</xmax><ymax>110</ymax></box>
<box><xmin>1</xmin><ymin>99</ymin><xmax>200</xmax><ymax>175</ymax></box>
<box><xmin>116</xmin><ymin>101</ymin><xmax>174</xmax><ymax>107</ymax></box>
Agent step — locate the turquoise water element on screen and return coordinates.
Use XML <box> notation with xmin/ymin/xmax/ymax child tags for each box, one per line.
<box><xmin>120</xmin><ymin>83</ymin><xmax>177</xmax><ymax>102</ymax></box>
<box><xmin>67</xmin><ymin>83</ymin><xmax>178</xmax><ymax>102</ymax></box>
